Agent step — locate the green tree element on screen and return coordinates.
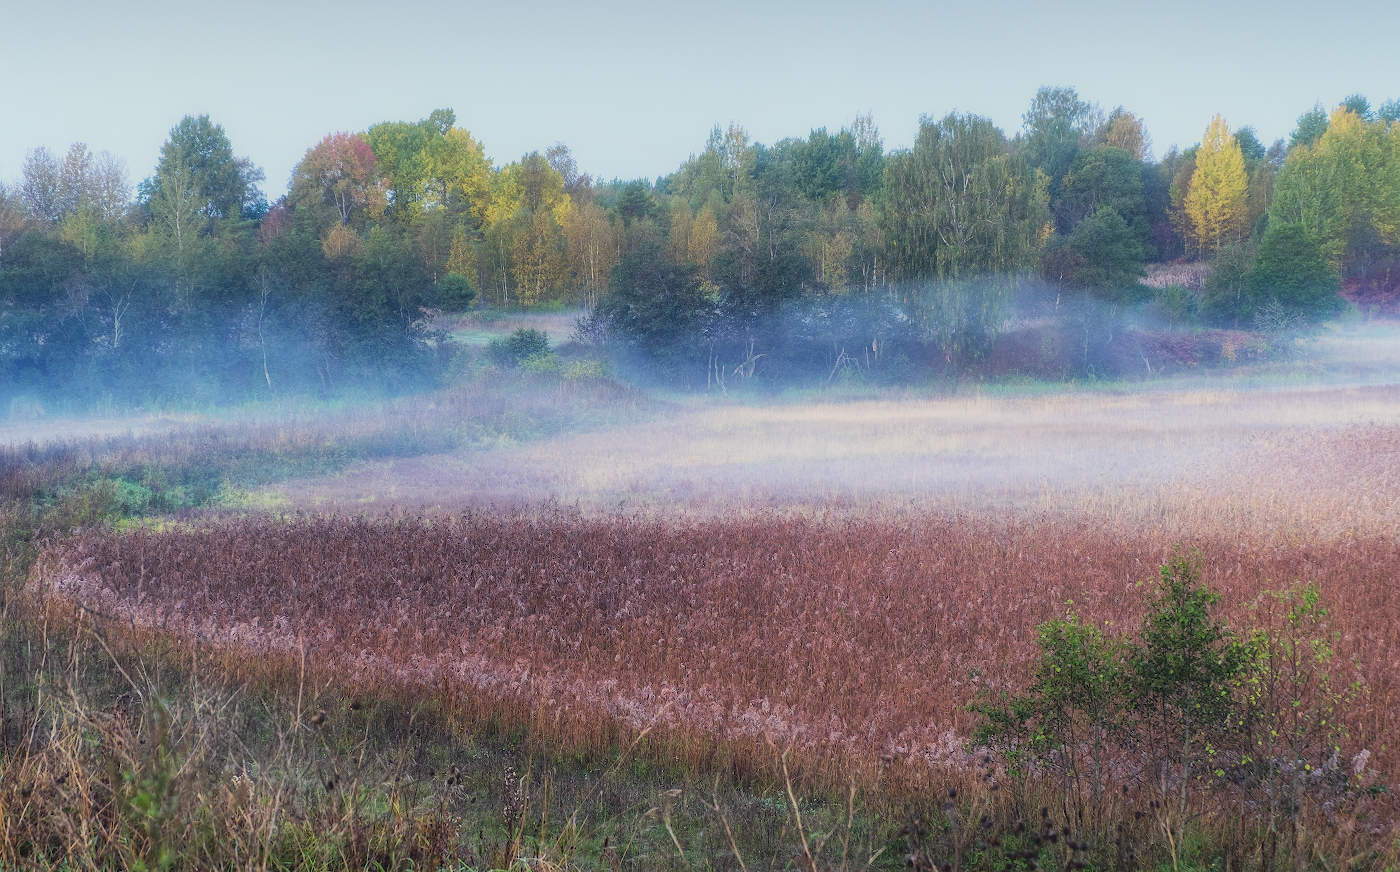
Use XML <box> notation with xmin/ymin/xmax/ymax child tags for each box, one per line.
<box><xmin>1200</xmin><ymin>239</ymin><xmax>1258</xmax><ymax>326</ymax></box>
<box><xmin>366</xmin><ymin>110</ymin><xmax>461</xmax><ymax>222</ymax></box>
<box><xmin>1270</xmin><ymin>107</ymin><xmax>1400</xmax><ymax>268</ymax></box>
<box><xmin>1129</xmin><ymin>554</ymin><xmax>1247</xmax><ymax>863</ymax></box>
<box><xmin>1339</xmin><ymin>93</ymin><xmax>1374</xmax><ymax>121</ymax></box>
<box><xmin>1044</xmin><ymin>206</ymin><xmax>1145</xmax><ymax>293</ymax></box>
<box><xmin>1056</xmin><ymin>145</ymin><xmax>1147</xmax><ymax>234</ymax></box>
<box><xmin>1234</xmin><ymin>126</ymin><xmax>1267</xmax><ymax>166</ymax></box>
<box><xmin>594</xmin><ymin>240</ymin><xmax>711</xmax><ymax>374</ymax></box>
<box><xmin>1290</xmin><ymin>106</ymin><xmax>1329</xmax><ymax>149</ymax></box>
<box><xmin>883</xmin><ymin>113</ymin><xmax>1047</xmax><ymax>281</ymax></box>
<box><xmin>1246</xmin><ymin>222</ymin><xmax>1342</xmax><ymax>325</ymax></box>
<box><xmin>883</xmin><ymin>113</ymin><xmax>1048</xmax><ymax>362</ymax></box>
<box><xmin>1021</xmin><ymin>85</ymin><xmax>1099</xmax><ymax>190</ymax></box>
<box><xmin>142</xmin><ymin>115</ymin><xmax>263</xmax><ymax>221</ymax></box>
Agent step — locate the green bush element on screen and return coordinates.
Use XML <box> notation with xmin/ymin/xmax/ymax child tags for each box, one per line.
<box><xmin>520</xmin><ymin>352</ymin><xmax>561</xmax><ymax>374</ymax></box>
<box><xmin>437</xmin><ymin>273</ymin><xmax>476</xmax><ymax>309</ymax></box>
<box><xmin>1154</xmin><ymin>283</ymin><xmax>1202</xmax><ymax>323</ymax></box>
<box><xmin>972</xmin><ymin>554</ymin><xmax>1371</xmax><ymax>868</ymax></box>
<box><xmin>488</xmin><ymin>329</ymin><xmax>551</xmax><ymax>368</ymax></box>
<box><xmin>1201</xmin><ymin>239</ymin><xmax>1258</xmax><ymax>325</ymax></box>
<box><xmin>562</xmin><ymin>359</ymin><xmax>608</xmax><ymax>381</ymax></box>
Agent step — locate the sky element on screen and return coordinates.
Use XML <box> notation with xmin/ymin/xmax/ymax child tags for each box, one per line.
<box><xmin>3</xmin><ymin>0</ymin><xmax>1398</xmax><ymax>201</ymax></box>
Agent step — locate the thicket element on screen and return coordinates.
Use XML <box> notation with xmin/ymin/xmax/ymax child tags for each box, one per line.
<box><xmin>972</xmin><ymin>554</ymin><xmax>1380</xmax><ymax>870</ymax></box>
<box><xmin>7</xmin><ymin>91</ymin><xmax>1397</xmax><ymax>401</ymax></box>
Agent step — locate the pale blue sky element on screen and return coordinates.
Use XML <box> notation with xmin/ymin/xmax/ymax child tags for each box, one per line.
<box><xmin>3</xmin><ymin>0</ymin><xmax>1397</xmax><ymax>199</ymax></box>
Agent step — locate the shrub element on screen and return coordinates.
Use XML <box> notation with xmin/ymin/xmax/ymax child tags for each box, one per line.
<box><xmin>437</xmin><ymin>273</ymin><xmax>476</xmax><ymax>309</ymax></box>
<box><xmin>973</xmin><ymin>554</ymin><xmax>1374</xmax><ymax>868</ymax></box>
<box><xmin>488</xmin><ymin>328</ymin><xmax>551</xmax><ymax>368</ymax></box>
<box><xmin>562</xmin><ymin>359</ymin><xmax>608</xmax><ymax>381</ymax></box>
<box><xmin>1201</xmin><ymin>239</ymin><xmax>1258</xmax><ymax>326</ymax></box>
<box><xmin>520</xmin><ymin>352</ymin><xmax>561</xmax><ymax>375</ymax></box>
<box><xmin>1154</xmin><ymin>283</ymin><xmax>1201</xmax><ymax>323</ymax></box>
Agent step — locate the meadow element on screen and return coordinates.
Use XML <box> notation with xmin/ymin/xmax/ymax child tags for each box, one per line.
<box><xmin>6</xmin><ymin>331</ymin><xmax>1400</xmax><ymax>869</ymax></box>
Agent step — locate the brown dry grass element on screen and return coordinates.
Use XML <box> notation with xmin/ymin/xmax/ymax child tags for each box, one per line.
<box><xmin>32</xmin><ymin>508</ymin><xmax>1400</xmax><ymax>795</ymax></box>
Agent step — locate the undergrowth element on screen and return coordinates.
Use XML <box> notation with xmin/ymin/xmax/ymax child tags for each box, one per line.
<box><xmin>2</xmin><ymin>383</ymin><xmax>1397</xmax><ymax>870</ymax></box>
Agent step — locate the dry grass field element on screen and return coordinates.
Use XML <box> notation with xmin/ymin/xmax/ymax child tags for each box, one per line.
<box><xmin>16</xmin><ymin>331</ymin><xmax>1400</xmax><ymax>867</ymax></box>
<box><xmin>33</xmin><ymin>510</ymin><xmax>1400</xmax><ymax>789</ymax></box>
<box><xmin>261</xmin><ymin>383</ymin><xmax>1400</xmax><ymax>541</ymax></box>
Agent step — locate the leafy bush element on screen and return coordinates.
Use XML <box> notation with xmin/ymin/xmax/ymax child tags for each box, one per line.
<box><xmin>973</xmin><ymin>554</ymin><xmax>1373</xmax><ymax>867</ymax></box>
<box><xmin>1153</xmin><ymin>283</ymin><xmax>1202</xmax><ymax>323</ymax></box>
<box><xmin>1042</xmin><ymin>206</ymin><xmax>1147</xmax><ymax>297</ymax></box>
<box><xmin>520</xmin><ymin>352</ymin><xmax>561</xmax><ymax>374</ymax></box>
<box><xmin>488</xmin><ymin>328</ymin><xmax>551</xmax><ymax>368</ymax></box>
<box><xmin>562</xmin><ymin>359</ymin><xmax>608</xmax><ymax>381</ymax></box>
<box><xmin>1201</xmin><ymin>239</ymin><xmax>1258</xmax><ymax>325</ymax></box>
<box><xmin>437</xmin><ymin>273</ymin><xmax>476</xmax><ymax>309</ymax></box>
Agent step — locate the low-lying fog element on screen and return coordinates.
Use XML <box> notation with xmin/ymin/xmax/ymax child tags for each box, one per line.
<box><xmin>11</xmin><ymin>321</ymin><xmax>1400</xmax><ymax>541</ymax></box>
<box><xmin>249</xmin><ymin>322</ymin><xmax>1400</xmax><ymax>539</ymax></box>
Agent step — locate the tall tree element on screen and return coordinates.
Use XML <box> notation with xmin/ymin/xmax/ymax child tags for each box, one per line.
<box><xmin>1290</xmin><ymin>106</ymin><xmax>1329</xmax><ymax>150</ymax></box>
<box><xmin>1021</xmin><ymin>86</ymin><xmax>1099</xmax><ymax>189</ymax></box>
<box><xmin>290</xmin><ymin>132</ymin><xmax>384</xmax><ymax>228</ymax></box>
<box><xmin>142</xmin><ymin>115</ymin><xmax>263</xmax><ymax>221</ymax></box>
<box><xmin>19</xmin><ymin>148</ymin><xmax>63</xmax><ymax>224</ymax></box>
<box><xmin>1056</xmin><ymin>145</ymin><xmax>1148</xmax><ymax>235</ymax></box>
<box><xmin>1270</xmin><ymin>107</ymin><xmax>1400</xmax><ymax>267</ymax></box>
<box><xmin>883</xmin><ymin>113</ymin><xmax>1048</xmax><ymax>360</ymax></box>
<box><xmin>1095</xmin><ymin>107</ymin><xmax>1150</xmax><ymax>160</ymax></box>
<box><xmin>1184</xmin><ymin>116</ymin><xmax>1248</xmax><ymax>253</ymax></box>
<box><xmin>883</xmin><ymin>113</ymin><xmax>1047</xmax><ymax>281</ymax></box>
<box><xmin>425</xmin><ymin>127</ymin><xmax>493</xmax><ymax>223</ymax></box>
<box><xmin>563</xmin><ymin>201</ymin><xmax>617</xmax><ymax>307</ymax></box>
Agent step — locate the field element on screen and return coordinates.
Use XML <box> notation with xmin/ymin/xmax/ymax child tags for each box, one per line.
<box><xmin>8</xmin><ymin>330</ymin><xmax>1400</xmax><ymax>869</ymax></box>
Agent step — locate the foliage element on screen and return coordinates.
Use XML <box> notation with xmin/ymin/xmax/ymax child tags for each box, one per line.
<box><xmin>1021</xmin><ymin>85</ymin><xmax>1099</xmax><ymax>189</ymax></box>
<box><xmin>434</xmin><ymin>273</ymin><xmax>473</xmax><ymax>311</ymax></box>
<box><xmin>140</xmin><ymin>114</ymin><xmax>264</xmax><ymax>221</ymax></box>
<box><xmin>593</xmin><ymin>241</ymin><xmax>711</xmax><ymax>375</ymax></box>
<box><xmin>974</xmin><ymin>554</ymin><xmax>1378</xmax><ymax>868</ymax></box>
<box><xmin>1270</xmin><ymin>107</ymin><xmax>1400</xmax><ymax>270</ymax></box>
<box><xmin>1200</xmin><ymin>238</ymin><xmax>1258</xmax><ymax>325</ymax></box>
<box><xmin>289</xmin><ymin>132</ymin><xmax>384</xmax><ymax>229</ymax></box>
<box><xmin>1246</xmin><ymin>222</ymin><xmax>1342</xmax><ymax>326</ymax></box>
<box><xmin>883</xmin><ymin>113</ymin><xmax>1047</xmax><ymax>283</ymax></box>
<box><xmin>1184</xmin><ymin>116</ymin><xmax>1249</xmax><ymax>253</ymax></box>
<box><xmin>1043</xmin><ymin>206</ymin><xmax>1146</xmax><ymax>295</ymax></box>
<box><xmin>10</xmin><ymin>87</ymin><xmax>1400</xmax><ymax>401</ymax></box>
<box><xmin>488</xmin><ymin>327</ymin><xmax>551</xmax><ymax>367</ymax></box>
<box><xmin>1290</xmin><ymin>106</ymin><xmax>1330</xmax><ymax>149</ymax></box>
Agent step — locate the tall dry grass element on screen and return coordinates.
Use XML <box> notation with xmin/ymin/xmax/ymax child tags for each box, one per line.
<box><xmin>32</xmin><ymin>510</ymin><xmax>1400</xmax><ymax>800</ymax></box>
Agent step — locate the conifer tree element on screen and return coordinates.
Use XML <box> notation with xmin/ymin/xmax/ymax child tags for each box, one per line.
<box><xmin>1184</xmin><ymin>115</ymin><xmax>1248</xmax><ymax>253</ymax></box>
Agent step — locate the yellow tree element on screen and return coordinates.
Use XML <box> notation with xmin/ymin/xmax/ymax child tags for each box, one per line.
<box><xmin>1184</xmin><ymin>115</ymin><xmax>1248</xmax><ymax>253</ymax></box>
<box><xmin>1097</xmin><ymin>108</ymin><xmax>1150</xmax><ymax>160</ymax></box>
<box><xmin>1270</xmin><ymin>107</ymin><xmax>1400</xmax><ymax>265</ymax></box>
<box><xmin>687</xmin><ymin>206</ymin><xmax>718</xmax><ymax>279</ymax></box>
<box><xmin>511</xmin><ymin>209</ymin><xmax>568</xmax><ymax>305</ymax></box>
<box><xmin>426</xmin><ymin>128</ymin><xmax>493</xmax><ymax>225</ymax></box>
<box><xmin>446</xmin><ymin>227</ymin><xmax>477</xmax><ymax>282</ymax></box>
<box><xmin>563</xmin><ymin>201</ymin><xmax>617</xmax><ymax>307</ymax></box>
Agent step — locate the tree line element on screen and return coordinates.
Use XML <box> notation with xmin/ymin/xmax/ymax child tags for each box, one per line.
<box><xmin>3</xmin><ymin>89</ymin><xmax>1398</xmax><ymax>402</ymax></box>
